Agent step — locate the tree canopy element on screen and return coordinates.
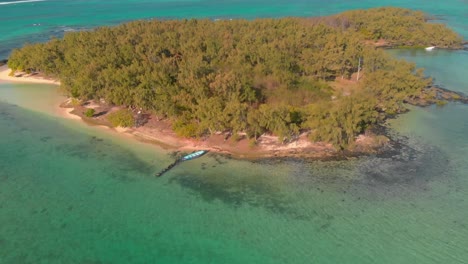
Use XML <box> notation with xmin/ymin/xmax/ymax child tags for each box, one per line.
<box><xmin>8</xmin><ymin>7</ymin><xmax>463</xmax><ymax>149</ymax></box>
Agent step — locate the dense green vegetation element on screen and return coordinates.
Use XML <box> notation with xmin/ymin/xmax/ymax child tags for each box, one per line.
<box><xmin>7</xmin><ymin>7</ymin><xmax>463</xmax><ymax>149</ymax></box>
<box><xmin>327</xmin><ymin>7</ymin><xmax>463</xmax><ymax>47</ymax></box>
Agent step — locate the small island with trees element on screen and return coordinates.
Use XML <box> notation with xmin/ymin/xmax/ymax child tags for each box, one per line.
<box><xmin>6</xmin><ymin>7</ymin><xmax>466</xmax><ymax>158</ymax></box>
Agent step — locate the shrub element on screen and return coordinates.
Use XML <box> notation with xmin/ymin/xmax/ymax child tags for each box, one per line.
<box><xmin>173</xmin><ymin>120</ymin><xmax>200</xmax><ymax>138</ymax></box>
<box><xmin>107</xmin><ymin>109</ymin><xmax>134</xmax><ymax>127</ymax></box>
<box><xmin>436</xmin><ymin>100</ymin><xmax>447</xmax><ymax>107</ymax></box>
<box><xmin>70</xmin><ymin>98</ymin><xmax>82</xmax><ymax>106</ymax></box>
<box><xmin>84</xmin><ymin>108</ymin><xmax>95</xmax><ymax>117</ymax></box>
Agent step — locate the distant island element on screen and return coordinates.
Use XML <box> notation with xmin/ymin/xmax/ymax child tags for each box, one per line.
<box><xmin>5</xmin><ymin>7</ymin><xmax>466</xmax><ymax>158</ymax></box>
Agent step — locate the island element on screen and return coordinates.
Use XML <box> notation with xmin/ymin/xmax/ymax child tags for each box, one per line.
<box><xmin>4</xmin><ymin>7</ymin><xmax>466</xmax><ymax>159</ymax></box>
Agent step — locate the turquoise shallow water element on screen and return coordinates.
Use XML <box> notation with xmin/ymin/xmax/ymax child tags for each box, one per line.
<box><xmin>1</xmin><ymin>83</ymin><xmax>467</xmax><ymax>263</ymax></box>
<box><xmin>1</xmin><ymin>1</ymin><xmax>468</xmax><ymax>263</ymax></box>
<box><xmin>388</xmin><ymin>49</ymin><xmax>468</xmax><ymax>94</ymax></box>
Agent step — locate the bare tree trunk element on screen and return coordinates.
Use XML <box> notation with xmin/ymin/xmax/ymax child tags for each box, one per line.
<box><xmin>357</xmin><ymin>57</ymin><xmax>362</xmax><ymax>81</ymax></box>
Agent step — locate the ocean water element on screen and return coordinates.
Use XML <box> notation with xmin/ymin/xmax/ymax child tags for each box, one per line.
<box><xmin>388</xmin><ymin>49</ymin><xmax>468</xmax><ymax>94</ymax></box>
<box><xmin>1</xmin><ymin>1</ymin><xmax>468</xmax><ymax>263</ymax></box>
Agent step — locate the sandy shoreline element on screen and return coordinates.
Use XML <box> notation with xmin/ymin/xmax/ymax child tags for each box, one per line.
<box><xmin>0</xmin><ymin>66</ymin><xmax>385</xmax><ymax>160</ymax></box>
<box><xmin>65</xmin><ymin>102</ymin><xmax>344</xmax><ymax>159</ymax></box>
<box><xmin>60</xmin><ymin>102</ymin><xmax>386</xmax><ymax>160</ymax></box>
<box><xmin>0</xmin><ymin>65</ymin><xmax>60</xmax><ymax>85</ymax></box>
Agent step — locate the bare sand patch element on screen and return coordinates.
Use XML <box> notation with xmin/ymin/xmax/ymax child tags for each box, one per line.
<box><xmin>0</xmin><ymin>65</ymin><xmax>60</xmax><ymax>85</ymax></box>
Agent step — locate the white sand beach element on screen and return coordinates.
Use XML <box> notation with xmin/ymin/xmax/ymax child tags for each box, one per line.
<box><xmin>0</xmin><ymin>65</ymin><xmax>60</xmax><ymax>85</ymax></box>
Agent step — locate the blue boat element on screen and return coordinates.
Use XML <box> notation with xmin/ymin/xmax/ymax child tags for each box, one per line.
<box><xmin>156</xmin><ymin>150</ymin><xmax>208</xmax><ymax>177</ymax></box>
<box><xmin>181</xmin><ymin>150</ymin><xmax>207</xmax><ymax>161</ymax></box>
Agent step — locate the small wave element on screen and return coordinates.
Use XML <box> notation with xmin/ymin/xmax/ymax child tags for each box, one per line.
<box><xmin>55</xmin><ymin>26</ymin><xmax>78</xmax><ymax>32</ymax></box>
<box><xmin>0</xmin><ymin>0</ymin><xmax>46</xmax><ymax>5</ymax></box>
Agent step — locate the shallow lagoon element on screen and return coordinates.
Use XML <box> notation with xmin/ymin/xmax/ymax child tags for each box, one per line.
<box><xmin>1</xmin><ymin>81</ymin><xmax>467</xmax><ymax>263</ymax></box>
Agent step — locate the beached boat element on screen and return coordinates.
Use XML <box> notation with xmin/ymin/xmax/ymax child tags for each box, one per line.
<box><xmin>156</xmin><ymin>150</ymin><xmax>208</xmax><ymax>177</ymax></box>
<box><xmin>425</xmin><ymin>46</ymin><xmax>435</xmax><ymax>51</ymax></box>
<box><xmin>181</xmin><ymin>150</ymin><xmax>207</xmax><ymax>161</ymax></box>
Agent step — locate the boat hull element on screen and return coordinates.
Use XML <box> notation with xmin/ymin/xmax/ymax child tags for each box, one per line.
<box><xmin>181</xmin><ymin>150</ymin><xmax>208</xmax><ymax>161</ymax></box>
